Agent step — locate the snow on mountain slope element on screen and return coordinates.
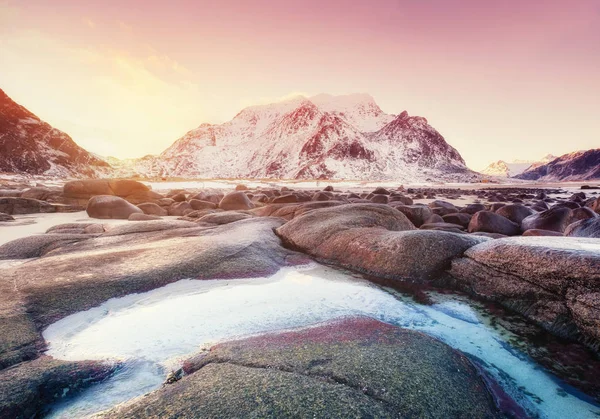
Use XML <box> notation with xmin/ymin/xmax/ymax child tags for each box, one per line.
<box><xmin>126</xmin><ymin>94</ymin><xmax>480</xmax><ymax>182</ymax></box>
<box><xmin>515</xmin><ymin>149</ymin><xmax>600</xmax><ymax>181</ymax></box>
<box><xmin>480</xmin><ymin>154</ymin><xmax>558</xmax><ymax>178</ymax></box>
<box><xmin>0</xmin><ymin>88</ymin><xmax>110</xmax><ymax>177</ymax></box>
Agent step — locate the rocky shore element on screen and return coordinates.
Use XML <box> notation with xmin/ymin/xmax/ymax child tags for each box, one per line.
<box><xmin>0</xmin><ymin>178</ymin><xmax>599</xmax><ymax>417</ymax></box>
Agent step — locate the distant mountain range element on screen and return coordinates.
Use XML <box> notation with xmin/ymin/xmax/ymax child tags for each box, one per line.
<box><xmin>1</xmin><ymin>88</ymin><xmax>597</xmax><ymax>182</ymax></box>
<box><xmin>480</xmin><ymin>155</ymin><xmax>557</xmax><ymax>178</ymax></box>
<box><xmin>0</xmin><ymin>89</ymin><xmax>109</xmax><ymax>177</ymax></box>
<box><xmin>514</xmin><ymin>149</ymin><xmax>600</xmax><ymax>181</ymax></box>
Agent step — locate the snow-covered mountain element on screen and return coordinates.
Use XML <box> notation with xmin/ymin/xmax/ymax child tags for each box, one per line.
<box><xmin>0</xmin><ymin>88</ymin><xmax>110</xmax><ymax>177</ymax></box>
<box><xmin>514</xmin><ymin>149</ymin><xmax>600</xmax><ymax>181</ymax></box>
<box><xmin>480</xmin><ymin>154</ymin><xmax>557</xmax><ymax>178</ymax></box>
<box><xmin>136</xmin><ymin>94</ymin><xmax>478</xmax><ymax>182</ymax></box>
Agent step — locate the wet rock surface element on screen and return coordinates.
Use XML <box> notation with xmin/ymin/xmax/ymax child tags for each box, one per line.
<box><xmin>449</xmin><ymin>237</ymin><xmax>600</xmax><ymax>350</ymax></box>
<box><xmin>104</xmin><ymin>318</ymin><xmax>504</xmax><ymax>419</ymax></box>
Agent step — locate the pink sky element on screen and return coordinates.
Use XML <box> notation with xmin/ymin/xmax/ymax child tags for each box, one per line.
<box><xmin>1</xmin><ymin>0</ymin><xmax>599</xmax><ymax>169</ymax></box>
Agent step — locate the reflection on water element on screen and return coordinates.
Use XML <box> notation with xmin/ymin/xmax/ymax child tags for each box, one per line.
<box><xmin>44</xmin><ymin>264</ymin><xmax>600</xmax><ymax>419</ymax></box>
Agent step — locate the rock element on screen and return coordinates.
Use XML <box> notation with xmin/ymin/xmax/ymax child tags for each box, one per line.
<box><xmin>198</xmin><ymin>212</ymin><xmax>254</xmax><ymax>225</ymax></box>
<box><xmin>495</xmin><ymin>204</ymin><xmax>535</xmax><ymax>225</ymax></box>
<box><xmin>86</xmin><ymin>195</ymin><xmax>143</xmax><ymax>219</ymax></box>
<box><xmin>0</xmin><ymin>234</ymin><xmax>92</xmax><ymax>259</ymax></box>
<box><xmin>590</xmin><ymin>197</ymin><xmax>600</xmax><ymax>214</ymax></box>
<box><xmin>428</xmin><ymin>200</ymin><xmax>458</xmax><ymax>216</ymax></box>
<box><xmin>442</xmin><ymin>213</ymin><xmax>471</xmax><ymax>228</ymax></box>
<box><xmin>168</xmin><ymin>201</ymin><xmax>193</xmax><ymax>216</ymax></box>
<box><xmin>190</xmin><ymin>191</ymin><xmax>223</xmax><ymax>204</ymax></box>
<box><xmin>272</xmin><ymin>194</ymin><xmax>298</xmax><ymax>204</ymax></box>
<box><xmin>137</xmin><ymin>202</ymin><xmax>168</xmax><ymax>216</ymax></box>
<box><xmin>129</xmin><ymin>213</ymin><xmax>161</xmax><ymax>221</ymax></box>
<box><xmin>0</xmin><ymin>356</ymin><xmax>114</xmax><ymax>419</ymax></box>
<box><xmin>277</xmin><ymin>204</ymin><xmax>487</xmax><ymax>282</ymax></box>
<box><xmin>235</xmin><ymin>184</ymin><xmax>249</xmax><ymax>191</ymax></box>
<box><xmin>567</xmin><ymin>207</ymin><xmax>598</xmax><ymax>225</ymax></box>
<box><xmin>105</xmin><ymin>318</ymin><xmax>503</xmax><ymax>419</ymax></box>
<box><xmin>188</xmin><ymin>199</ymin><xmax>218</xmax><ymax>210</ymax></box>
<box><xmin>311</xmin><ymin>191</ymin><xmax>331</xmax><ymax>201</ymax></box>
<box><xmin>565</xmin><ymin>217</ymin><xmax>600</xmax><ymax>238</ymax></box>
<box><xmin>449</xmin><ymin>237</ymin><xmax>600</xmax><ymax>350</ymax></box>
<box><xmin>0</xmin><ymin>212</ymin><xmax>14</xmax><ymax>221</ymax></box>
<box><xmin>323</xmin><ymin>185</ymin><xmax>334</xmax><ymax>192</ymax></box>
<box><xmin>389</xmin><ymin>195</ymin><xmax>413</xmax><ymax>205</ymax></box>
<box><xmin>250</xmin><ymin>201</ymin><xmax>344</xmax><ymax>221</ymax></box>
<box><xmin>420</xmin><ymin>222</ymin><xmax>465</xmax><ymax>233</ymax></box>
<box><xmin>84</xmin><ymin>224</ymin><xmax>105</xmax><ymax>234</ymax></box>
<box><xmin>460</xmin><ymin>203</ymin><xmax>486</xmax><ymax>215</ymax></box>
<box><xmin>521</xmin><ymin>207</ymin><xmax>572</xmax><ymax>233</ymax></box>
<box><xmin>522</xmin><ymin>229</ymin><xmax>564</xmax><ymax>237</ymax></box>
<box><xmin>219</xmin><ymin>192</ymin><xmax>255</xmax><ymax>211</ymax></box>
<box><xmin>20</xmin><ymin>187</ymin><xmax>58</xmax><ymax>201</ymax></box>
<box><xmin>0</xmin><ymin>189</ymin><xmax>22</xmax><ymax>198</ymax></box>
<box><xmin>171</xmin><ymin>192</ymin><xmax>187</xmax><ymax>202</ymax></box>
<box><xmin>424</xmin><ymin>213</ymin><xmax>444</xmax><ymax>224</ymax></box>
<box><xmin>64</xmin><ymin>179</ymin><xmax>149</xmax><ymax>198</ymax></box>
<box><xmin>467</xmin><ymin>211</ymin><xmax>520</xmax><ymax>236</ymax></box>
<box><xmin>102</xmin><ymin>220</ymin><xmax>198</xmax><ymax>237</ymax></box>
<box><xmin>63</xmin><ymin>179</ymin><xmax>161</xmax><ymax>205</ymax></box>
<box><xmin>0</xmin><ymin>197</ymin><xmax>55</xmax><ymax>215</ymax></box>
<box><xmin>370</xmin><ymin>194</ymin><xmax>388</xmax><ymax>204</ymax></box>
<box><xmin>390</xmin><ymin>205</ymin><xmax>433</xmax><ymax>227</ymax></box>
<box><xmin>372</xmin><ymin>186</ymin><xmax>390</xmax><ymax>195</ymax></box>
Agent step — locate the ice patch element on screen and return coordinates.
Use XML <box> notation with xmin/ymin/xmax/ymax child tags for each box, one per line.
<box><xmin>44</xmin><ymin>264</ymin><xmax>600</xmax><ymax>418</ymax></box>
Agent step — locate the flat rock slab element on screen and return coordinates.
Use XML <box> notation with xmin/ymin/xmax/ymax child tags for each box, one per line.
<box><xmin>276</xmin><ymin>203</ymin><xmax>487</xmax><ymax>282</ymax></box>
<box><xmin>450</xmin><ymin>236</ymin><xmax>600</xmax><ymax>350</ymax></box>
<box><xmin>104</xmin><ymin>318</ymin><xmax>503</xmax><ymax>418</ymax></box>
<box><xmin>0</xmin><ymin>217</ymin><xmax>307</xmax><ymax>376</ymax></box>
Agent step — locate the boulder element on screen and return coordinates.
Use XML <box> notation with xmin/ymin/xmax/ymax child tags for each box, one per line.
<box><xmin>565</xmin><ymin>217</ymin><xmax>600</xmax><ymax>238</ymax></box>
<box><xmin>450</xmin><ymin>237</ymin><xmax>600</xmax><ymax>350</ymax></box>
<box><xmin>137</xmin><ymin>202</ymin><xmax>168</xmax><ymax>216</ymax></box>
<box><xmin>64</xmin><ymin>179</ymin><xmax>149</xmax><ymax>198</ymax></box>
<box><xmin>467</xmin><ymin>211</ymin><xmax>520</xmax><ymax>236</ymax></box>
<box><xmin>521</xmin><ymin>207</ymin><xmax>572</xmax><ymax>233</ymax></box>
<box><xmin>219</xmin><ymin>192</ymin><xmax>255</xmax><ymax>211</ymax></box>
<box><xmin>86</xmin><ymin>195</ymin><xmax>143</xmax><ymax>219</ymax></box>
<box><xmin>0</xmin><ymin>213</ymin><xmax>14</xmax><ymax>222</ymax></box>
<box><xmin>168</xmin><ymin>201</ymin><xmax>193</xmax><ymax>216</ymax></box>
<box><xmin>105</xmin><ymin>318</ymin><xmax>503</xmax><ymax>419</ymax></box>
<box><xmin>567</xmin><ymin>207</ymin><xmax>598</xmax><ymax>225</ymax></box>
<box><xmin>390</xmin><ymin>205</ymin><xmax>433</xmax><ymax>227</ymax></box>
<box><xmin>460</xmin><ymin>203</ymin><xmax>486</xmax><ymax>215</ymax></box>
<box><xmin>0</xmin><ymin>198</ymin><xmax>55</xmax><ymax>215</ymax></box>
<box><xmin>522</xmin><ymin>229</ymin><xmax>564</xmax><ymax>237</ymax></box>
<box><xmin>311</xmin><ymin>191</ymin><xmax>331</xmax><ymax>201</ymax></box>
<box><xmin>189</xmin><ymin>199</ymin><xmax>218</xmax><ymax>210</ymax></box>
<box><xmin>370</xmin><ymin>194</ymin><xmax>388</xmax><ymax>204</ymax></box>
<box><xmin>277</xmin><ymin>204</ymin><xmax>487</xmax><ymax>282</ymax></box>
<box><xmin>442</xmin><ymin>213</ymin><xmax>472</xmax><ymax>228</ymax></box>
<box><xmin>372</xmin><ymin>186</ymin><xmax>390</xmax><ymax>195</ymax></box>
<box><xmin>272</xmin><ymin>194</ymin><xmax>298</xmax><ymax>204</ymax></box>
<box><xmin>495</xmin><ymin>204</ymin><xmax>535</xmax><ymax>225</ymax></box>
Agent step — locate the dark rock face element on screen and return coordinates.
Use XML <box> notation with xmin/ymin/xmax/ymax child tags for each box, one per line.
<box><xmin>86</xmin><ymin>195</ymin><xmax>143</xmax><ymax>219</ymax></box>
<box><xmin>0</xmin><ymin>212</ymin><xmax>14</xmax><ymax>221</ymax></box>
<box><xmin>468</xmin><ymin>211</ymin><xmax>520</xmax><ymax>236</ymax></box>
<box><xmin>521</xmin><ymin>207</ymin><xmax>572</xmax><ymax>233</ymax></box>
<box><xmin>0</xmin><ymin>356</ymin><xmax>114</xmax><ymax>419</ymax></box>
<box><xmin>0</xmin><ymin>197</ymin><xmax>54</xmax><ymax>215</ymax></box>
<box><xmin>277</xmin><ymin>204</ymin><xmax>487</xmax><ymax>281</ymax></box>
<box><xmin>0</xmin><ymin>89</ymin><xmax>109</xmax><ymax>176</ymax></box>
<box><xmin>515</xmin><ymin>149</ymin><xmax>600</xmax><ymax>181</ymax></box>
<box><xmin>105</xmin><ymin>318</ymin><xmax>503</xmax><ymax>419</ymax></box>
<box><xmin>565</xmin><ymin>217</ymin><xmax>600</xmax><ymax>238</ymax></box>
<box><xmin>391</xmin><ymin>204</ymin><xmax>433</xmax><ymax>227</ymax></box>
<box><xmin>219</xmin><ymin>191</ymin><xmax>255</xmax><ymax>211</ymax></box>
<box><xmin>449</xmin><ymin>237</ymin><xmax>600</xmax><ymax>350</ymax></box>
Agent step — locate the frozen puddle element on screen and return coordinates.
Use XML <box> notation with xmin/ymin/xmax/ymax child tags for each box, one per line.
<box><xmin>44</xmin><ymin>264</ymin><xmax>599</xmax><ymax>418</ymax></box>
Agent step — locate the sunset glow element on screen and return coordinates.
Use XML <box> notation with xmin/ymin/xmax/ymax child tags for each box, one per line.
<box><xmin>1</xmin><ymin>0</ymin><xmax>599</xmax><ymax>168</ymax></box>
